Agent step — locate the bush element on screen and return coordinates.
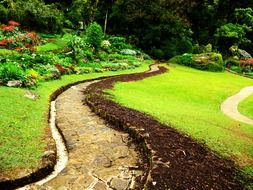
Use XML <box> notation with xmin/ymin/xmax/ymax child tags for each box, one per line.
<box><xmin>171</xmin><ymin>53</ymin><xmax>224</xmax><ymax>72</ymax></box>
<box><xmin>75</xmin><ymin>67</ymin><xmax>93</xmax><ymax>74</ymax></box>
<box><xmin>86</xmin><ymin>22</ymin><xmax>103</xmax><ymax>51</ymax></box>
<box><xmin>108</xmin><ymin>36</ymin><xmax>132</xmax><ymax>50</ymax></box>
<box><xmin>101</xmin><ymin>40</ymin><xmax>111</xmax><ymax>50</ymax></box>
<box><xmin>68</xmin><ymin>35</ymin><xmax>86</xmax><ymax>63</ymax></box>
<box><xmin>120</xmin><ymin>49</ymin><xmax>137</xmax><ymax>56</ymax></box>
<box><xmin>225</xmin><ymin>58</ymin><xmax>240</xmax><ymax>68</ymax></box>
<box><xmin>0</xmin><ymin>62</ymin><xmax>25</xmax><ymax>83</ymax></box>
<box><xmin>191</xmin><ymin>53</ymin><xmax>224</xmax><ymax>72</ymax></box>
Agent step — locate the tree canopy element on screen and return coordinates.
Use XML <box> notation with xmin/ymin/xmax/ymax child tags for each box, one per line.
<box><xmin>0</xmin><ymin>0</ymin><xmax>253</xmax><ymax>58</ymax></box>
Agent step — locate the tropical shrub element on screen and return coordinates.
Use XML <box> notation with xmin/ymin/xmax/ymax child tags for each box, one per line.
<box><xmin>0</xmin><ymin>62</ymin><xmax>25</xmax><ymax>83</ymax></box>
<box><xmin>68</xmin><ymin>35</ymin><xmax>86</xmax><ymax>63</ymax></box>
<box><xmin>108</xmin><ymin>36</ymin><xmax>132</xmax><ymax>50</ymax></box>
<box><xmin>86</xmin><ymin>22</ymin><xmax>103</xmax><ymax>51</ymax></box>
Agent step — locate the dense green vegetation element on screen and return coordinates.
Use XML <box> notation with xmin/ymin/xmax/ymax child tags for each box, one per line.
<box><xmin>0</xmin><ymin>21</ymin><xmax>148</xmax><ymax>87</ymax></box>
<box><xmin>0</xmin><ymin>61</ymin><xmax>151</xmax><ymax>177</ymax></box>
<box><xmin>1</xmin><ymin>0</ymin><xmax>253</xmax><ymax>58</ymax></box>
<box><xmin>108</xmin><ymin>64</ymin><xmax>253</xmax><ymax>174</ymax></box>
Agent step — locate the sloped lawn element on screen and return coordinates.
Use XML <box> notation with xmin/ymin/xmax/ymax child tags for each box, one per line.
<box><xmin>108</xmin><ymin>64</ymin><xmax>253</xmax><ymax>175</ymax></box>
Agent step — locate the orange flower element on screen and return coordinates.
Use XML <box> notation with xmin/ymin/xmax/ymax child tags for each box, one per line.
<box><xmin>8</xmin><ymin>20</ymin><xmax>20</xmax><ymax>27</ymax></box>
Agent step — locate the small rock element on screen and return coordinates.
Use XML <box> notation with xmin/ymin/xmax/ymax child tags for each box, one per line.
<box><xmin>92</xmin><ymin>154</ymin><xmax>113</xmax><ymax>168</ymax></box>
<box><xmin>24</xmin><ymin>90</ymin><xmax>40</xmax><ymax>100</ymax></box>
<box><xmin>104</xmin><ymin>145</ymin><xmax>129</xmax><ymax>161</ymax></box>
<box><xmin>7</xmin><ymin>80</ymin><xmax>22</xmax><ymax>87</ymax></box>
<box><xmin>42</xmin><ymin>150</ymin><xmax>55</xmax><ymax>163</ymax></box>
<box><xmin>74</xmin><ymin>174</ymin><xmax>93</xmax><ymax>188</ymax></box>
<box><xmin>110</xmin><ymin>178</ymin><xmax>130</xmax><ymax>190</ymax></box>
<box><xmin>93</xmin><ymin>181</ymin><xmax>107</xmax><ymax>190</ymax></box>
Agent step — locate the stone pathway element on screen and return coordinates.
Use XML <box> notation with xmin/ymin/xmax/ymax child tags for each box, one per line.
<box><xmin>30</xmin><ymin>81</ymin><xmax>143</xmax><ymax>190</ymax></box>
<box><xmin>221</xmin><ymin>86</ymin><xmax>253</xmax><ymax>125</ymax></box>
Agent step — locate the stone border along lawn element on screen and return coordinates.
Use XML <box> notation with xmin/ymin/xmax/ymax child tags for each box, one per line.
<box><xmin>0</xmin><ymin>61</ymin><xmax>151</xmax><ymax>189</ymax></box>
<box><xmin>84</xmin><ymin>63</ymin><xmax>250</xmax><ymax>189</ymax></box>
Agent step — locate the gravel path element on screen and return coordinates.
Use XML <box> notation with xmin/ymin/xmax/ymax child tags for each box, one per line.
<box><xmin>221</xmin><ymin>86</ymin><xmax>253</xmax><ymax>125</ymax></box>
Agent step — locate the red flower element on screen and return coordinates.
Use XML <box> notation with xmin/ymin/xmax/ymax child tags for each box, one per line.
<box><xmin>8</xmin><ymin>20</ymin><xmax>20</xmax><ymax>27</ymax></box>
<box><xmin>27</xmin><ymin>32</ymin><xmax>38</xmax><ymax>40</ymax></box>
<box><xmin>15</xmin><ymin>47</ymin><xmax>23</xmax><ymax>52</ymax></box>
<box><xmin>0</xmin><ymin>39</ymin><xmax>9</xmax><ymax>46</ymax></box>
<box><xmin>25</xmin><ymin>44</ymin><xmax>32</xmax><ymax>48</ymax></box>
<box><xmin>2</xmin><ymin>25</ymin><xmax>15</xmax><ymax>32</ymax></box>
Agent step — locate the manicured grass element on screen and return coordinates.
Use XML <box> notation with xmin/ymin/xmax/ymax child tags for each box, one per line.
<box><xmin>35</xmin><ymin>33</ymin><xmax>72</xmax><ymax>52</ymax></box>
<box><xmin>0</xmin><ymin>61</ymin><xmax>151</xmax><ymax>177</ymax></box>
<box><xmin>238</xmin><ymin>94</ymin><xmax>253</xmax><ymax>121</ymax></box>
<box><xmin>108</xmin><ymin>64</ymin><xmax>253</xmax><ymax>171</ymax></box>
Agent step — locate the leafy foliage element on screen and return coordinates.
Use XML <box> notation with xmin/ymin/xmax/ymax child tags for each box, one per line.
<box><xmin>0</xmin><ymin>62</ymin><xmax>25</xmax><ymax>83</ymax></box>
<box><xmin>171</xmin><ymin>53</ymin><xmax>224</xmax><ymax>72</ymax></box>
<box><xmin>86</xmin><ymin>22</ymin><xmax>103</xmax><ymax>51</ymax></box>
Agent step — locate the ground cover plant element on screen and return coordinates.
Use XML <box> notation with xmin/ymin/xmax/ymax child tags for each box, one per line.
<box><xmin>108</xmin><ymin>63</ymin><xmax>253</xmax><ymax>177</ymax></box>
<box><xmin>0</xmin><ymin>61</ymin><xmax>151</xmax><ymax>178</ymax></box>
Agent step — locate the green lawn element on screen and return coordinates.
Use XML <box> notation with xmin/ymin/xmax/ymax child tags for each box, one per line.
<box><xmin>239</xmin><ymin>94</ymin><xmax>253</xmax><ymax>121</ymax></box>
<box><xmin>108</xmin><ymin>64</ymin><xmax>253</xmax><ymax>173</ymax></box>
<box><xmin>0</xmin><ymin>61</ymin><xmax>151</xmax><ymax>177</ymax></box>
<box><xmin>35</xmin><ymin>33</ymin><xmax>72</xmax><ymax>52</ymax></box>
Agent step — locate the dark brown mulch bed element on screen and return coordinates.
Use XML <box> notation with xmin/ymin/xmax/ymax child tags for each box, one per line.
<box><xmin>85</xmin><ymin>64</ymin><xmax>250</xmax><ymax>190</ymax></box>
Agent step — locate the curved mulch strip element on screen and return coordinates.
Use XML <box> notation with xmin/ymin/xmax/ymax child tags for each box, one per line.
<box><xmin>85</xmin><ymin>64</ymin><xmax>249</xmax><ymax>189</ymax></box>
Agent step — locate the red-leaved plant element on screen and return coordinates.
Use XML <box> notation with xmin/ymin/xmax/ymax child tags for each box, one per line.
<box><xmin>0</xmin><ymin>21</ymin><xmax>40</xmax><ymax>52</ymax></box>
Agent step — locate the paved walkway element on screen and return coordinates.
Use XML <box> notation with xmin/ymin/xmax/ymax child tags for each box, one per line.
<box><xmin>221</xmin><ymin>86</ymin><xmax>253</xmax><ymax>125</ymax></box>
<box><xmin>34</xmin><ymin>81</ymin><xmax>142</xmax><ymax>190</ymax></box>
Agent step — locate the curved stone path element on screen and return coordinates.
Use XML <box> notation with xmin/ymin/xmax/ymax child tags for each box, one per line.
<box><xmin>24</xmin><ymin>80</ymin><xmax>144</xmax><ymax>190</ymax></box>
<box><xmin>221</xmin><ymin>86</ymin><xmax>253</xmax><ymax>125</ymax></box>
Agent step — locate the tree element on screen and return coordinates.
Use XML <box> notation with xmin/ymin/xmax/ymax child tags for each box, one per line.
<box><xmin>108</xmin><ymin>0</ymin><xmax>192</xmax><ymax>58</ymax></box>
<box><xmin>103</xmin><ymin>0</ymin><xmax>115</xmax><ymax>35</ymax></box>
<box><xmin>215</xmin><ymin>8</ymin><xmax>253</xmax><ymax>53</ymax></box>
<box><xmin>67</xmin><ymin>0</ymin><xmax>99</xmax><ymax>28</ymax></box>
<box><xmin>86</xmin><ymin>22</ymin><xmax>103</xmax><ymax>52</ymax></box>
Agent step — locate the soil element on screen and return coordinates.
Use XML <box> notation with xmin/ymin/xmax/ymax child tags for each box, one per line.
<box><xmin>84</xmin><ymin>63</ymin><xmax>251</xmax><ymax>189</ymax></box>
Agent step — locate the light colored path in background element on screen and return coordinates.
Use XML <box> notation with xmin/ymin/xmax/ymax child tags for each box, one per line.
<box><xmin>221</xmin><ymin>86</ymin><xmax>253</xmax><ymax>125</ymax></box>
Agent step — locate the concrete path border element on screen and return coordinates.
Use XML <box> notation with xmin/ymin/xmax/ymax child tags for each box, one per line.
<box><xmin>221</xmin><ymin>86</ymin><xmax>253</xmax><ymax>125</ymax></box>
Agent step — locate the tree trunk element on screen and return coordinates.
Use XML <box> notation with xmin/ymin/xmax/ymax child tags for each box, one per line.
<box><xmin>104</xmin><ymin>8</ymin><xmax>109</xmax><ymax>35</ymax></box>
